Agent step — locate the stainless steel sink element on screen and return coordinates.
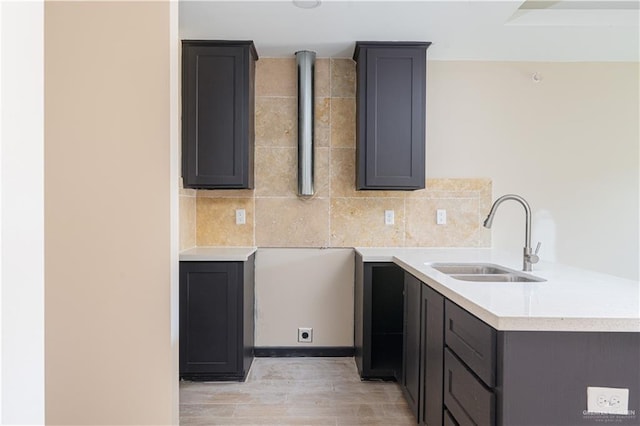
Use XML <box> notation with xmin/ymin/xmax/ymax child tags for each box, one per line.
<box><xmin>450</xmin><ymin>274</ymin><xmax>544</xmax><ymax>282</ymax></box>
<box><xmin>430</xmin><ymin>263</ymin><xmax>512</xmax><ymax>275</ymax></box>
<box><xmin>430</xmin><ymin>263</ymin><xmax>546</xmax><ymax>283</ymax></box>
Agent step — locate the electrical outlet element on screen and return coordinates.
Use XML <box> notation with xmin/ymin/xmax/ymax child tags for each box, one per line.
<box><xmin>384</xmin><ymin>210</ymin><xmax>395</xmax><ymax>225</ymax></box>
<box><xmin>235</xmin><ymin>209</ymin><xmax>246</xmax><ymax>225</ymax></box>
<box><xmin>436</xmin><ymin>209</ymin><xmax>447</xmax><ymax>225</ymax></box>
<box><xmin>587</xmin><ymin>386</ymin><xmax>629</xmax><ymax>414</ymax></box>
<box><xmin>298</xmin><ymin>327</ymin><xmax>313</xmax><ymax>343</ymax></box>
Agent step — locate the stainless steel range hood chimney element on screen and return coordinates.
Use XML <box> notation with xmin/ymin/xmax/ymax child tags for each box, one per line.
<box><xmin>296</xmin><ymin>50</ymin><xmax>315</xmax><ymax>197</ymax></box>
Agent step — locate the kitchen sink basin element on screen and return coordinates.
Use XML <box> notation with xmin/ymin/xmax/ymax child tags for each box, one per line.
<box><xmin>450</xmin><ymin>273</ymin><xmax>544</xmax><ymax>282</ymax></box>
<box><xmin>430</xmin><ymin>263</ymin><xmax>512</xmax><ymax>275</ymax></box>
<box><xmin>429</xmin><ymin>262</ymin><xmax>546</xmax><ymax>283</ymax></box>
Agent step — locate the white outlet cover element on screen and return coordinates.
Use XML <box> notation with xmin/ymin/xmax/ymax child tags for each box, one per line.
<box><xmin>235</xmin><ymin>209</ymin><xmax>246</xmax><ymax>225</ymax></box>
<box><xmin>384</xmin><ymin>210</ymin><xmax>394</xmax><ymax>225</ymax></box>
<box><xmin>587</xmin><ymin>386</ymin><xmax>629</xmax><ymax>414</ymax></box>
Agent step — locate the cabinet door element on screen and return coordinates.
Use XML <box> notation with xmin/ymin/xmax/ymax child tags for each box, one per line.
<box><xmin>420</xmin><ymin>284</ymin><xmax>444</xmax><ymax>426</ymax></box>
<box><xmin>354</xmin><ymin>42</ymin><xmax>429</xmax><ymax>190</ymax></box>
<box><xmin>182</xmin><ymin>42</ymin><xmax>256</xmax><ymax>189</ymax></box>
<box><xmin>180</xmin><ymin>262</ymin><xmax>240</xmax><ymax>376</ymax></box>
<box><xmin>402</xmin><ymin>272</ymin><xmax>422</xmax><ymax>418</ymax></box>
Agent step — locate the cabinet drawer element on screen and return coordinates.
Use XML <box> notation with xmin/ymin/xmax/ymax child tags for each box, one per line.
<box><xmin>445</xmin><ymin>300</ymin><xmax>496</xmax><ymax>387</ymax></box>
<box><xmin>444</xmin><ymin>348</ymin><xmax>495</xmax><ymax>426</ymax></box>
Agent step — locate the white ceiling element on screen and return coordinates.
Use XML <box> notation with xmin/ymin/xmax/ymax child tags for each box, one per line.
<box><xmin>179</xmin><ymin>0</ymin><xmax>640</xmax><ymax>61</ymax></box>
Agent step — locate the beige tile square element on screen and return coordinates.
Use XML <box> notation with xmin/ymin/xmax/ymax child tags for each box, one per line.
<box><xmin>331</xmin><ymin>58</ymin><xmax>356</xmax><ymax>98</ymax></box>
<box><xmin>330</xmin><ymin>98</ymin><xmax>355</xmax><ymax>148</ymax></box>
<box><xmin>179</xmin><ymin>195</ymin><xmax>196</xmax><ymax>250</ymax></box>
<box><xmin>254</xmin><ymin>147</ymin><xmax>329</xmax><ymax>198</ymax></box>
<box><xmin>196</xmin><ymin>197</ymin><xmax>254</xmax><ymax>246</ymax></box>
<box><xmin>330</xmin><ymin>198</ymin><xmax>404</xmax><ymax>247</ymax></box>
<box><xmin>315</xmin><ymin>58</ymin><xmax>330</xmax><ymax>97</ymax></box>
<box><xmin>256</xmin><ymin>97</ymin><xmax>297</xmax><ymax>147</ymax></box>
<box><xmin>330</xmin><ymin>148</ymin><xmax>404</xmax><ymax>198</ymax></box>
<box><xmin>405</xmin><ymin>197</ymin><xmax>488</xmax><ymax>247</ymax></box>
<box><xmin>256</xmin><ymin>58</ymin><xmax>296</xmax><ymax>97</ymax></box>
<box><xmin>255</xmin><ymin>147</ymin><xmax>297</xmax><ymax>197</ymax></box>
<box><xmin>255</xmin><ymin>198</ymin><xmax>330</xmax><ymax>246</ymax></box>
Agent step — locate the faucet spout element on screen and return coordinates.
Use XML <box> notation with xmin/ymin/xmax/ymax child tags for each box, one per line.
<box><xmin>483</xmin><ymin>194</ymin><xmax>540</xmax><ymax>271</ymax></box>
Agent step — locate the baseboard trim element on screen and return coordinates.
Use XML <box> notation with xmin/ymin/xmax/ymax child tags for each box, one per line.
<box><xmin>254</xmin><ymin>346</ymin><xmax>354</xmax><ymax>357</ymax></box>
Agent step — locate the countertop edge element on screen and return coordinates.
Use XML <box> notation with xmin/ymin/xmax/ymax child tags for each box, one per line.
<box><xmin>179</xmin><ymin>246</ymin><xmax>257</xmax><ymax>262</ymax></box>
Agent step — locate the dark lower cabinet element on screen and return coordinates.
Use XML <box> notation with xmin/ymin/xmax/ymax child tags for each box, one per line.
<box><xmin>443</xmin><ymin>300</ymin><xmax>640</xmax><ymax>426</ymax></box>
<box><xmin>354</xmin><ymin>255</ymin><xmax>404</xmax><ymax>379</ymax></box>
<box><xmin>359</xmin><ymin>265</ymin><xmax>640</xmax><ymax>426</ymax></box>
<box><xmin>182</xmin><ymin>41</ymin><xmax>258</xmax><ymax>189</ymax></box>
<box><xmin>402</xmin><ymin>272</ymin><xmax>421</xmax><ymax>418</ymax></box>
<box><xmin>420</xmin><ymin>283</ymin><xmax>444</xmax><ymax>426</ymax></box>
<box><xmin>179</xmin><ymin>256</ymin><xmax>255</xmax><ymax>381</ymax></box>
<box><xmin>353</xmin><ymin>42</ymin><xmax>430</xmax><ymax>190</ymax></box>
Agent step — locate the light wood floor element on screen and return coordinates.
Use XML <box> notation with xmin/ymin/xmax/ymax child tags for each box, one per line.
<box><xmin>180</xmin><ymin>357</ymin><xmax>416</xmax><ymax>425</ymax></box>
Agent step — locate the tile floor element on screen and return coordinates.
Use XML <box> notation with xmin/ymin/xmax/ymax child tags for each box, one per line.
<box><xmin>179</xmin><ymin>357</ymin><xmax>416</xmax><ymax>425</ymax></box>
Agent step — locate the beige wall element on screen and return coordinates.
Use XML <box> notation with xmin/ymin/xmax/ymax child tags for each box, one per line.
<box><xmin>45</xmin><ymin>2</ymin><xmax>175</xmax><ymax>424</ymax></box>
<box><xmin>192</xmin><ymin>58</ymin><xmax>492</xmax><ymax>248</ymax></box>
<box><xmin>255</xmin><ymin>248</ymin><xmax>354</xmax><ymax>347</ymax></box>
<box><xmin>426</xmin><ymin>61</ymin><xmax>639</xmax><ymax>280</ymax></box>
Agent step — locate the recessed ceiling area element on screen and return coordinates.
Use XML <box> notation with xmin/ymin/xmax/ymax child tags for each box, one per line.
<box><xmin>179</xmin><ymin>0</ymin><xmax>639</xmax><ymax>61</ymax></box>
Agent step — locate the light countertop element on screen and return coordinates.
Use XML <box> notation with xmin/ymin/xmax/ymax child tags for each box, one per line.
<box><xmin>179</xmin><ymin>246</ymin><xmax>257</xmax><ymax>262</ymax></box>
<box><xmin>356</xmin><ymin>247</ymin><xmax>640</xmax><ymax>332</ymax></box>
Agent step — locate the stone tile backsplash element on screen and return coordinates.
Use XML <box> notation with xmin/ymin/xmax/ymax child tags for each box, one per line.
<box><xmin>180</xmin><ymin>58</ymin><xmax>491</xmax><ymax>249</ymax></box>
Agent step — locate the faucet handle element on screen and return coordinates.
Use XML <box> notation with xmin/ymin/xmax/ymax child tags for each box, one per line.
<box><xmin>529</xmin><ymin>242</ymin><xmax>541</xmax><ymax>264</ymax></box>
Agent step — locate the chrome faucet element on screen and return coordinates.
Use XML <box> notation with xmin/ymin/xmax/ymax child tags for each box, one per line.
<box><xmin>483</xmin><ymin>194</ymin><xmax>541</xmax><ymax>272</ymax></box>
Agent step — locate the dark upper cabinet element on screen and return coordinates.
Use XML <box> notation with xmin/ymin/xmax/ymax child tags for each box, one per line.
<box><xmin>179</xmin><ymin>256</ymin><xmax>255</xmax><ymax>381</ymax></box>
<box><xmin>182</xmin><ymin>41</ymin><xmax>258</xmax><ymax>189</ymax></box>
<box><xmin>353</xmin><ymin>42</ymin><xmax>430</xmax><ymax>190</ymax></box>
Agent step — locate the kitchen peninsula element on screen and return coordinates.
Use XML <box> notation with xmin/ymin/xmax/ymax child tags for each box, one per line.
<box><xmin>355</xmin><ymin>247</ymin><xmax>640</xmax><ymax>425</ymax></box>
